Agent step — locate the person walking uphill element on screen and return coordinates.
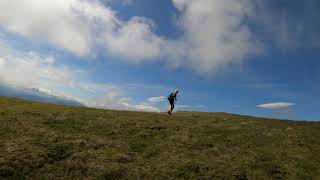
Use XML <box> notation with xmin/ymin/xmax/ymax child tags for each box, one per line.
<box><xmin>168</xmin><ymin>89</ymin><xmax>179</xmax><ymax>115</ymax></box>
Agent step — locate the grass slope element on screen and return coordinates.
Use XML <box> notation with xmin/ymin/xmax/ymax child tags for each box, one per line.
<box><xmin>0</xmin><ymin>97</ymin><xmax>319</xmax><ymax>179</ymax></box>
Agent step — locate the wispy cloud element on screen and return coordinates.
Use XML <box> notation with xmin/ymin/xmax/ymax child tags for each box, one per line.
<box><xmin>175</xmin><ymin>105</ymin><xmax>207</xmax><ymax>112</ymax></box>
<box><xmin>88</xmin><ymin>91</ymin><xmax>161</xmax><ymax>112</ymax></box>
<box><xmin>147</xmin><ymin>96</ymin><xmax>165</xmax><ymax>103</ymax></box>
<box><xmin>257</xmin><ymin>102</ymin><xmax>295</xmax><ymax>109</ymax></box>
<box><xmin>252</xmin><ymin>0</ymin><xmax>320</xmax><ymax>50</ymax></box>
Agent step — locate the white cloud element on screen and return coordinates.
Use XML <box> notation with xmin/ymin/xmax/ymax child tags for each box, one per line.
<box><xmin>88</xmin><ymin>90</ymin><xmax>161</xmax><ymax>112</ymax></box>
<box><xmin>147</xmin><ymin>96</ymin><xmax>165</xmax><ymax>103</ymax></box>
<box><xmin>0</xmin><ymin>39</ymin><xmax>89</xmax><ymax>103</ymax></box>
<box><xmin>0</xmin><ymin>0</ymin><xmax>165</xmax><ymax>60</ymax></box>
<box><xmin>175</xmin><ymin>104</ymin><xmax>207</xmax><ymax>111</ymax></box>
<box><xmin>0</xmin><ymin>49</ymin><xmax>72</xmax><ymax>89</ymax></box>
<box><xmin>104</xmin><ymin>17</ymin><xmax>167</xmax><ymax>62</ymax></box>
<box><xmin>106</xmin><ymin>0</ymin><xmax>261</xmax><ymax>72</ymax></box>
<box><xmin>0</xmin><ymin>0</ymin><xmax>91</xmax><ymax>55</ymax></box>
<box><xmin>121</xmin><ymin>102</ymin><xmax>160</xmax><ymax>112</ymax></box>
<box><xmin>257</xmin><ymin>102</ymin><xmax>295</xmax><ymax>109</ymax></box>
<box><xmin>0</xmin><ymin>0</ymin><xmax>262</xmax><ymax>74</ymax></box>
<box><xmin>6</xmin><ymin>0</ymin><xmax>317</xmax><ymax>75</ymax></box>
<box><xmin>29</xmin><ymin>87</ymin><xmax>82</xmax><ymax>103</ymax></box>
<box><xmin>0</xmin><ymin>0</ymin><xmax>135</xmax><ymax>56</ymax></box>
<box><xmin>171</xmin><ymin>0</ymin><xmax>260</xmax><ymax>73</ymax></box>
<box><xmin>176</xmin><ymin>105</ymin><xmax>190</xmax><ymax>108</ymax></box>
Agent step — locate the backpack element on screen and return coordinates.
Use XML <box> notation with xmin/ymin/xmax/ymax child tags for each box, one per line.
<box><xmin>167</xmin><ymin>93</ymin><xmax>174</xmax><ymax>100</ymax></box>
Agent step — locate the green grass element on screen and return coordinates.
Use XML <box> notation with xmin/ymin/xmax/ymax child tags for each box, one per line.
<box><xmin>0</xmin><ymin>96</ymin><xmax>319</xmax><ymax>179</ymax></box>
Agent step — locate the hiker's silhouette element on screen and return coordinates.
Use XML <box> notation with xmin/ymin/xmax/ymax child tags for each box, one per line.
<box><xmin>167</xmin><ymin>89</ymin><xmax>179</xmax><ymax>115</ymax></box>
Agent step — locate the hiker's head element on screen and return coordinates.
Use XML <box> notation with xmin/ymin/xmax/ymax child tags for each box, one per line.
<box><xmin>174</xmin><ymin>89</ymin><xmax>179</xmax><ymax>94</ymax></box>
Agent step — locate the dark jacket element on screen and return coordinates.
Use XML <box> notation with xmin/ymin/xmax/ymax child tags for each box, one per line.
<box><xmin>168</xmin><ymin>93</ymin><xmax>177</xmax><ymax>101</ymax></box>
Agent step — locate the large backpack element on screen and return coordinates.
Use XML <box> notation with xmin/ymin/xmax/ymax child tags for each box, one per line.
<box><xmin>167</xmin><ymin>93</ymin><xmax>174</xmax><ymax>100</ymax></box>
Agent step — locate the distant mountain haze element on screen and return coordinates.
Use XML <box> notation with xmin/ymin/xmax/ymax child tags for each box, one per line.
<box><xmin>0</xmin><ymin>85</ymin><xmax>82</xmax><ymax>106</ymax></box>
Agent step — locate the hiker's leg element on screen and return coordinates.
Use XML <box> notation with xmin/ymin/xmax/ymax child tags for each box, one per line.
<box><xmin>170</xmin><ymin>102</ymin><xmax>174</xmax><ymax>112</ymax></box>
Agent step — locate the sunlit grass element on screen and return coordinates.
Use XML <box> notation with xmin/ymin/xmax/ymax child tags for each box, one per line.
<box><xmin>0</xmin><ymin>97</ymin><xmax>319</xmax><ymax>179</ymax></box>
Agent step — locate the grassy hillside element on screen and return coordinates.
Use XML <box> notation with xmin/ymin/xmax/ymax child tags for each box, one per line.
<box><xmin>0</xmin><ymin>97</ymin><xmax>319</xmax><ymax>179</ymax></box>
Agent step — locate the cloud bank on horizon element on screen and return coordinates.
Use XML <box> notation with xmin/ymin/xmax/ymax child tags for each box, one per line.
<box><xmin>0</xmin><ymin>37</ymin><xmax>164</xmax><ymax>112</ymax></box>
<box><xmin>0</xmin><ymin>0</ymin><xmax>318</xmax><ymax>113</ymax></box>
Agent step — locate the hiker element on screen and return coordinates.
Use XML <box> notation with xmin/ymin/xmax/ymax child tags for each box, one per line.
<box><xmin>168</xmin><ymin>89</ymin><xmax>179</xmax><ymax>115</ymax></box>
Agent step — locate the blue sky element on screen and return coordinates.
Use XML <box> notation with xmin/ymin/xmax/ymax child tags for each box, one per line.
<box><xmin>0</xmin><ymin>0</ymin><xmax>319</xmax><ymax>120</ymax></box>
